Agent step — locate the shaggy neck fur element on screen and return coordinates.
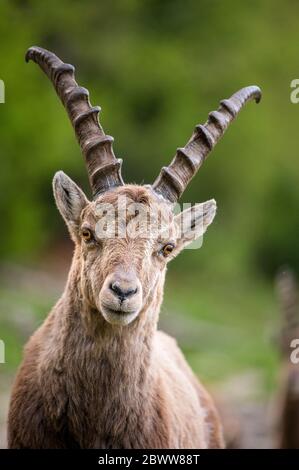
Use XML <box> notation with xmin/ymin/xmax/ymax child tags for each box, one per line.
<box><xmin>40</xmin><ymin>248</ymin><xmax>166</xmax><ymax>448</ymax></box>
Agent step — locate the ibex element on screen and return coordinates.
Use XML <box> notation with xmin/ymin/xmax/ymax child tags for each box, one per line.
<box><xmin>8</xmin><ymin>46</ymin><xmax>261</xmax><ymax>449</ymax></box>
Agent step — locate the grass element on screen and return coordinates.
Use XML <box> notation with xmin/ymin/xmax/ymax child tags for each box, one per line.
<box><xmin>163</xmin><ymin>270</ymin><xmax>280</xmax><ymax>394</ymax></box>
<box><xmin>0</xmin><ymin>279</ymin><xmax>55</xmax><ymax>373</ymax></box>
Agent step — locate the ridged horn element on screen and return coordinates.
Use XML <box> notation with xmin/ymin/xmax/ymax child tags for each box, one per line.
<box><xmin>25</xmin><ymin>46</ymin><xmax>124</xmax><ymax>197</ymax></box>
<box><xmin>152</xmin><ymin>86</ymin><xmax>261</xmax><ymax>203</ymax></box>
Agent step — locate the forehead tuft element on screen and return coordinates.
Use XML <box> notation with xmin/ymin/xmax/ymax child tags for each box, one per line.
<box><xmin>98</xmin><ymin>185</ymin><xmax>153</xmax><ymax>206</ymax></box>
<box><xmin>80</xmin><ymin>185</ymin><xmax>173</xmax><ymax>226</ymax></box>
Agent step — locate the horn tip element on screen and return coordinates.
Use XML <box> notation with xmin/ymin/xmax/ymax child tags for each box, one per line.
<box><xmin>250</xmin><ymin>85</ymin><xmax>262</xmax><ymax>104</ymax></box>
<box><xmin>25</xmin><ymin>46</ymin><xmax>41</xmax><ymax>63</ymax></box>
<box><xmin>25</xmin><ymin>45</ymin><xmax>52</xmax><ymax>64</ymax></box>
<box><xmin>25</xmin><ymin>47</ymin><xmax>34</xmax><ymax>63</ymax></box>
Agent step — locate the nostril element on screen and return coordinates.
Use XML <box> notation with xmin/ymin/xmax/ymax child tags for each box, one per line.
<box><xmin>126</xmin><ymin>287</ymin><xmax>138</xmax><ymax>298</ymax></box>
<box><xmin>110</xmin><ymin>282</ymin><xmax>116</xmax><ymax>292</ymax></box>
<box><xmin>109</xmin><ymin>282</ymin><xmax>138</xmax><ymax>300</ymax></box>
<box><xmin>110</xmin><ymin>282</ymin><xmax>121</xmax><ymax>296</ymax></box>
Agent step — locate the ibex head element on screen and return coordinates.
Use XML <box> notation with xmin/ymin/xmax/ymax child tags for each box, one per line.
<box><xmin>26</xmin><ymin>46</ymin><xmax>261</xmax><ymax>326</ymax></box>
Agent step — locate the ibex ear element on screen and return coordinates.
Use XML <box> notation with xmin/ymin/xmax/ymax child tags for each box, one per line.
<box><xmin>173</xmin><ymin>199</ymin><xmax>217</xmax><ymax>253</ymax></box>
<box><xmin>53</xmin><ymin>171</ymin><xmax>89</xmax><ymax>239</ymax></box>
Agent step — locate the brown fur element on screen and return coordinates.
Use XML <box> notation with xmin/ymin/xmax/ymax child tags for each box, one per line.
<box><xmin>8</xmin><ymin>184</ymin><xmax>223</xmax><ymax>449</ymax></box>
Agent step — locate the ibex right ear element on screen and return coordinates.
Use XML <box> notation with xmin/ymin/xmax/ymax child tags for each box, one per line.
<box><xmin>53</xmin><ymin>171</ymin><xmax>89</xmax><ymax>238</ymax></box>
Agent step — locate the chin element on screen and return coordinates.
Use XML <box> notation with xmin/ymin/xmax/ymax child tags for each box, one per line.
<box><xmin>100</xmin><ymin>305</ymin><xmax>140</xmax><ymax>326</ymax></box>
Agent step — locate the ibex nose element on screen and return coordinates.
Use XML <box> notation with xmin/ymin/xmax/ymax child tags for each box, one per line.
<box><xmin>109</xmin><ymin>281</ymin><xmax>138</xmax><ymax>302</ymax></box>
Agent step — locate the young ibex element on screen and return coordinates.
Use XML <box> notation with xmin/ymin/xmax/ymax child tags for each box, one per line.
<box><xmin>8</xmin><ymin>46</ymin><xmax>261</xmax><ymax>449</ymax></box>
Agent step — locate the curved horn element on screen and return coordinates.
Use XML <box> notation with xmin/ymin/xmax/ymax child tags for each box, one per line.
<box><xmin>26</xmin><ymin>46</ymin><xmax>124</xmax><ymax>197</ymax></box>
<box><xmin>152</xmin><ymin>86</ymin><xmax>261</xmax><ymax>203</ymax></box>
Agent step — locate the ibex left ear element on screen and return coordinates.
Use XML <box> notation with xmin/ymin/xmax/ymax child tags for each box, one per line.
<box><xmin>53</xmin><ymin>171</ymin><xmax>89</xmax><ymax>240</ymax></box>
<box><xmin>174</xmin><ymin>199</ymin><xmax>217</xmax><ymax>252</ymax></box>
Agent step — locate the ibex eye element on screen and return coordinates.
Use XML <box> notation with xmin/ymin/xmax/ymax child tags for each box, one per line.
<box><xmin>162</xmin><ymin>243</ymin><xmax>175</xmax><ymax>257</ymax></box>
<box><xmin>82</xmin><ymin>229</ymin><xmax>93</xmax><ymax>242</ymax></box>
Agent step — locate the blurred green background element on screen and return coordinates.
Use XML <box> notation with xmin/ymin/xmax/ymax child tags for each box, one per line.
<box><xmin>1</xmin><ymin>0</ymin><xmax>299</xmax><ymax>442</ymax></box>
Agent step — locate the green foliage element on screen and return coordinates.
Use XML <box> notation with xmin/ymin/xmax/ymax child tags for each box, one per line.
<box><xmin>255</xmin><ymin>172</ymin><xmax>299</xmax><ymax>277</ymax></box>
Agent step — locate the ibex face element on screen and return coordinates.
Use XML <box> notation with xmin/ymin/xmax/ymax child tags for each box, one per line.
<box><xmin>26</xmin><ymin>46</ymin><xmax>261</xmax><ymax>326</ymax></box>
<box><xmin>53</xmin><ymin>175</ymin><xmax>216</xmax><ymax>325</ymax></box>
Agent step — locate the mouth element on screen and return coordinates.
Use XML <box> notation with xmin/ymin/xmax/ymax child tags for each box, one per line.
<box><xmin>100</xmin><ymin>302</ymin><xmax>140</xmax><ymax>325</ymax></box>
<box><xmin>104</xmin><ymin>307</ymin><xmax>130</xmax><ymax>316</ymax></box>
<box><xmin>102</xmin><ymin>304</ymin><xmax>135</xmax><ymax>316</ymax></box>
